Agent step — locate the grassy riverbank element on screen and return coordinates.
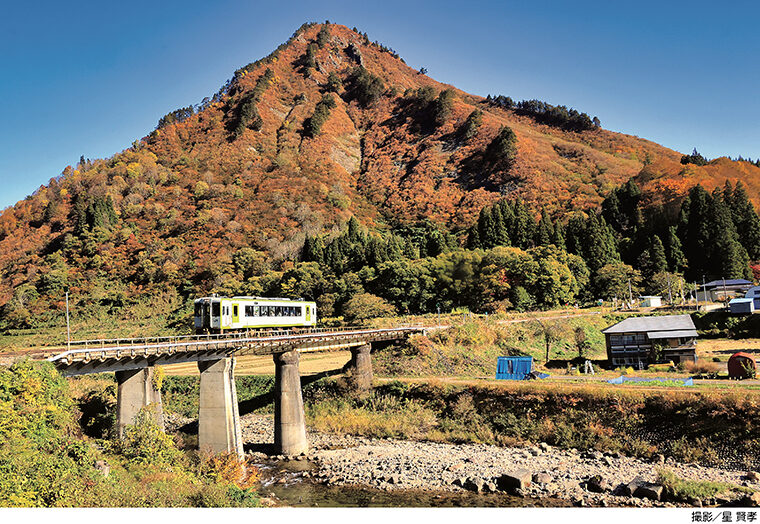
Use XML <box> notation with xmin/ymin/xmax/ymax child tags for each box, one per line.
<box><xmin>300</xmin><ymin>378</ymin><xmax>760</xmax><ymax>470</ymax></box>
<box><xmin>0</xmin><ymin>361</ymin><xmax>261</xmax><ymax>507</ymax></box>
<box><xmin>157</xmin><ymin>373</ymin><xmax>760</xmax><ymax>471</ymax></box>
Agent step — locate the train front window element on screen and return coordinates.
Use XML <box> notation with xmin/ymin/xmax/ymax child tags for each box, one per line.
<box><xmin>194</xmin><ymin>303</ymin><xmax>202</xmax><ymax>317</ymax></box>
<box><xmin>212</xmin><ymin>302</ymin><xmax>221</xmax><ymax>317</ymax></box>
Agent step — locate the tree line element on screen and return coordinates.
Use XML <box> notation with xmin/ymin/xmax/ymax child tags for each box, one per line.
<box><xmin>486</xmin><ymin>94</ymin><xmax>601</xmax><ymax>131</ymax></box>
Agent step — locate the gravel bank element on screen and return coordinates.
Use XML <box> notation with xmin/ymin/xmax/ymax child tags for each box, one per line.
<box><xmin>240</xmin><ymin>413</ymin><xmax>758</xmax><ymax>507</ymax></box>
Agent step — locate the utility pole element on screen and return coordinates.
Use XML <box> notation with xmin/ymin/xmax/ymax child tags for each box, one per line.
<box><xmin>702</xmin><ymin>276</ymin><xmax>706</xmax><ymax>306</ymax></box>
<box><xmin>667</xmin><ymin>274</ymin><xmax>673</xmax><ymax>305</ymax></box>
<box><xmin>65</xmin><ymin>291</ymin><xmax>71</xmax><ymax>349</ymax></box>
<box><xmin>722</xmin><ymin>277</ymin><xmax>728</xmax><ymax>305</ymax></box>
<box><xmin>628</xmin><ymin>278</ymin><xmax>634</xmax><ymax>309</ymax></box>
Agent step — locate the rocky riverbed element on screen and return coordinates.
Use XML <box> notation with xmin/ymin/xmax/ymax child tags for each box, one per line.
<box><xmin>239</xmin><ymin>413</ymin><xmax>760</xmax><ymax>508</ymax></box>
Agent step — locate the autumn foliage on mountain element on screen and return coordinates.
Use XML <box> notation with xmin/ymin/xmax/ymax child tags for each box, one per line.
<box><xmin>2</xmin><ymin>22</ymin><xmax>760</xmax><ymax>330</ymax></box>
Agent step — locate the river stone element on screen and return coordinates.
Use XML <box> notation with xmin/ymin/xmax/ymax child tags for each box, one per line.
<box><xmin>746</xmin><ymin>471</ymin><xmax>760</xmax><ymax>482</ymax></box>
<box><xmin>622</xmin><ymin>477</ymin><xmax>645</xmax><ymax>497</ymax></box>
<box><xmin>586</xmin><ymin>475</ymin><xmax>610</xmax><ymax>493</ymax></box>
<box><xmin>632</xmin><ymin>480</ymin><xmax>664</xmax><ymax>501</ymax></box>
<box><xmin>532</xmin><ymin>473</ymin><xmax>552</xmax><ymax>484</ymax></box>
<box><xmin>464</xmin><ymin>478</ymin><xmax>485</xmax><ymax>493</ymax></box>
<box><xmin>539</xmin><ymin>442</ymin><xmax>550</xmax><ymax>452</ymax></box>
<box><xmin>602</xmin><ymin>456</ymin><xmax>614</xmax><ymax>467</ymax></box>
<box><xmin>496</xmin><ymin>469</ymin><xmax>532</xmax><ymax>492</ymax></box>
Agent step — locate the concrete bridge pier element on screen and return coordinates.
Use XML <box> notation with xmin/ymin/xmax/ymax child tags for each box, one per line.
<box><xmin>273</xmin><ymin>350</ymin><xmax>308</xmax><ymax>455</ymax></box>
<box><xmin>198</xmin><ymin>357</ymin><xmax>244</xmax><ymax>459</ymax></box>
<box><xmin>115</xmin><ymin>367</ymin><xmax>164</xmax><ymax>438</ymax></box>
<box><xmin>347</xmin><ymin>343</ymin><xmax>373</xmax><ymax>392</ymax></box>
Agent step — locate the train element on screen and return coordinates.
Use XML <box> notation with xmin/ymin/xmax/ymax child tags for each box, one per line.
<box><xmin>194</xmin><ymin>296</ymin><xmax>317</xmax><ymax>334</ymax></box>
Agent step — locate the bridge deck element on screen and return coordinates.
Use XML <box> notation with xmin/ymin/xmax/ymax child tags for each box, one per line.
<box><xmin>32</xmin><ymin>326</ymin><xmax>427</xmax><ymax>375</ymax></box>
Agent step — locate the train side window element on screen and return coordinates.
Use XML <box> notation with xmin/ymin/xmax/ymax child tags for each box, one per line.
<box><xmin>296</xmin><ymin>306</ymin><xmax>302</xmax><ymax>316</ymax></box>
<box><xmin>253</xmin><ymin>305</ymin><xmax>259</xmax><ymax>316</ymax></box>
<box><xmin>233</xmin><ymin>305</ymin><xmax>238</xmax><ymax>318</ymax></box>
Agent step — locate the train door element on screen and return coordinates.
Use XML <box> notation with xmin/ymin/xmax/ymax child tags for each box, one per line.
<box><xmin>305</xmin><ymin>305</ymin><xmax>311</xmax><ymax>323</ymax></box>
<box><xmin>232</xmin><ymin>303</ymin><xmax>240</xmax><ymax>326</ymax></box>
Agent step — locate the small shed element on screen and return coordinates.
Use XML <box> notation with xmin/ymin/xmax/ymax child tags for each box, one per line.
<box><xmin>640</xmin><ymin>296</ymin><xmax>662</xmax><ymax>308</ymax></box>
<box><xmin>729</xmin><ymin>298</ymin><xmax>755</xmax><ymax>315</ymax></box>
<box><xmin>496</xmin><ymin>356</ymin><xmax>533</xmax><ymax>380</ymax></box>
<box><xmin>727</xmin><ymin>352</ymin><xmax>757</xmax><ymax>379</ymax></box>
<box><xmin>746</xmin><ymin>286</ymin><xmax>760</xmax><ymax>309</ymax></box>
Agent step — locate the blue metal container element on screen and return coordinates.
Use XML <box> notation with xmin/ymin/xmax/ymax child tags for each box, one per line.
<box><xmin>495</xmin><ymin>356</ymin><xmax>534</xmax><ymax>380</ymax></box>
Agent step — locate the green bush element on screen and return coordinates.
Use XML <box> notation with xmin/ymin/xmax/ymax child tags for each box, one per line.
<box><xmin>304</xmin><ymin>94</ymin><xmax>337</xmax><ymax>137</ymax></box>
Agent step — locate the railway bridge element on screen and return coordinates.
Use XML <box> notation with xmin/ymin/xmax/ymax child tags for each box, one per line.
<box><xmin>30</xmin><ymin>326</ymin><xmax>427</xmax><ymax>459</ymax></box>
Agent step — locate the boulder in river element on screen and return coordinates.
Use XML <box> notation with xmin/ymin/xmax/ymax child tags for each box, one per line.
<box><xmin>586</xmin><ymin>475</ymin><xmax>610</xmax><ymax>493</ymax></box>
<box><xmin>532</xmin><ymin>473</ymin><xmax>552</xmax><ymax>484</ymax></box>
<box><xmin>624</xmin><ymin>477</ymin><xmax>663</xmax><ymax>501</ymax></box>
<box><xmin>496</xmin><ymin>469</ymin><xmax>532</xmax><ymax>493</ymax></box>
<box><xmin>463</xmin><ymin>477</ymin><xmax>485</xmax><ymax>493</ymax></box>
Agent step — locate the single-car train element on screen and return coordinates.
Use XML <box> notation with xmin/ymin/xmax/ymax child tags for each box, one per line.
<box><xmin>194</xmin><ymin>296</ymin><xmax>317</xmax><ymax>334</ymax></box>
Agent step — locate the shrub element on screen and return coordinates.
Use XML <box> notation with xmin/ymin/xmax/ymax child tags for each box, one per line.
<box><xmin>118</xmin><ymin>408</ymin><xmax>184</xmax><ymax>466</ymax></box>
<box><xmin>342</xmin><ymin>293</ymin><xmax>396</xmax><ymax>323</ymax></box>
<box><xmin>657</xmin><ymin>469</ymin><xmax>739</xmax><ymax>501</ymax></box>
<box><xmin>684</xmin><ymin>360</ymin><xmax>719</xmax><ymax>378</ymax></box>
<box><xmin>304</xmin><ymin>94</ymin><xmax>337</xmax><ymax>138</ymax></box>
<box><xmin>325</xmin><ymin>71</ymin><xmax>342</xmax><ymax>93</ymax></box>
<box><xmin>316</xmin><ymin>24</ymin><xmax>330</xmax><ymax>48</ymax></box>
<box><xmin>348</xmin><ymin>66</ymin><xmax>384</xmax><ymax>107</ymax></box>
<box><xmin>461</xmin><ymin>109</ymin><xmax>482</xmax><ymax>140</ymax></box>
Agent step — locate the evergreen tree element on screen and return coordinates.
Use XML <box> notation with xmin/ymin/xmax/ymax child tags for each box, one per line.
<box><xmin>302</xmin><ymin>235</ymin><xmax>325</xmax><ymax>264</ymax></box>
<box><xmin>727</xmin><ymin>181</ymin><xmax>760</xmax><ymax>260</ymax></box>
<box><xmin>484</xmin><ymin>126</ymin><xmax>517</xmax><ymax>171</ymax></box>
<box><xmin>536</xmin><ymin>208</ymin><xmax>553</xmax><ymax>246</ymax></box>
<box><xmin>552</xmin><ymin>221</ymin><xmax>566</xmax><ymax>250</ymax></box>
<box><xmin>642</xmin><ymin>235</ymin><xmax>667</xmax><ymax>278</ymax></box>
<box><xmin>491</xmin><ymin>204</ymin><xmax>509</xmax><ymax>246</ymax></box>
<box><xmin>511</xmin><ymin>200</ymin><xmax>535</xmax><ymax>249</ymax></box>
<box><xmin>665</xmin><ymin>226</ymin><xmax>686</xmax><ymax>273</ymax></box>
<box><xmin>347</xmin><ymin>216</ymin><xmax>361</xmax><ymax>242</ymax></box>
<box><xmin>581</xmin><ymin>214</ymin><xmax>620</xmax><ymax>274</ymax></box>
<box><xmin>708</xmin><ymin>192</ymin><xmax>751</xmax><ymax>279</ymax></box>
<box><xmin>461</xmin><ymin>109</ymin><xmax>483</xmax><ymax>140</ymax></box>
<box><xmin>681</xmin><ymin>185</ymin><xmax>712</xmax><ymax>280</ymax></box>
<box><xmin>466</xmin><ymin>225</ymin><xmax>481</xmax><ymax>249</ymax></box>
<box><xmin>477</xmin><ymin>207</ymin><xmax>497</xmax><ymax>249</ymax></box>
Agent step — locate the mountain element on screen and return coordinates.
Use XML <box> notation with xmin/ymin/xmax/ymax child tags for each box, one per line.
<box><xmin>1</xmin><ymin>22</ymin><xmax>758</xmax><ymax>327</ymax></box>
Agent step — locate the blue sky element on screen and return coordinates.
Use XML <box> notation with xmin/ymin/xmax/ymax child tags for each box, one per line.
<box><xmin>1</xmin><ymin>0</ymin><xmax>758</xmax><ymax>209</ymax></box>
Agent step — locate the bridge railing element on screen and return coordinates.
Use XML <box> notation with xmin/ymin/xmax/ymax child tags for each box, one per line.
<box><xmin>48</xmin><ymin>326</ymin><xmax>430</xmax><ymax>354</ymax></box>
<box><xmin>46</xmin><ymin>326</ymin><xmax>429</xmax><ymax>366</ymax></box>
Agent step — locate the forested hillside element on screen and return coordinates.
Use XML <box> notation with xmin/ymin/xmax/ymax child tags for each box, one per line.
<box><xmin>2</xmin><ymin>22</ymin><xmax>760</xmax><ymax>330</ymax></box>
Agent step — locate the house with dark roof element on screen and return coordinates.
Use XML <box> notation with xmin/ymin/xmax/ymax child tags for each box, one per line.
<box><xmin>601</xmin><ymin>314</ymin><xmax>698</xmax><ymax>368</ymax></box>
<box><xmin>697</xmin><ymin>279</ymin><xmax>754</xmax><ymax>302</ymax></box>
